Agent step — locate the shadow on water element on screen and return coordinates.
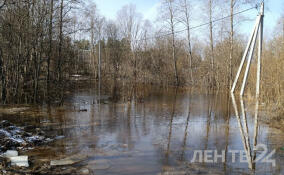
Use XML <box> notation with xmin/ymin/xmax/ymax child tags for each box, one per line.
<box><xmin>0</xmin><ymin>84</ymin><xmax>283</xmax><ymax>174</ymax></box>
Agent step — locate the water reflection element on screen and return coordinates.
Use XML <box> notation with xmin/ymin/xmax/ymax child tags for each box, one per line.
<box><xmin>179</xmin><ymin>91</ymin><xmax>191</xmax><ymax>162</ymax></box>
<box><xmin>1</xmin><ymin>86</ymin><xmax>283</xmax><ymax>174</ymax></box>
<box><xmin>165</xmin><ymin>88</ymin><xmax>177</xmax><ymax>164</ymax></box>
<box><xmin>231</xmin><ymin>93</ymin><xmax>260</xmax><ymax>170</ymax></box>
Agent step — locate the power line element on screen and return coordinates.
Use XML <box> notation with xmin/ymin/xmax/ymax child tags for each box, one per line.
<box><xmin>76</xmin><ymin>4</ymin><xmax>258</xmax><ymax>51</ymax></box>
<box><xmin>133</xmin><ymin>5</ymin><xmax>258</xmax><ymax>42</ymax></box>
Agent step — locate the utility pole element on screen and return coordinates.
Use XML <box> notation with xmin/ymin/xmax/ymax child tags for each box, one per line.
<box><xmin>231</xmin><ymin>2</ymin><xmax>264</xmax><ymax>97</ymax></box>
<box><xmin>256</xmin><ymin>2</ymin><xmax>264</xmax><ymax>98</ymax></box>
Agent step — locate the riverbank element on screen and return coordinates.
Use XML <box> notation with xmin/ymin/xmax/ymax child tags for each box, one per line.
<box><xmin>262</xmin><ymin>103</ymin><xmax>284</xmax><ymax>132</ymax></box>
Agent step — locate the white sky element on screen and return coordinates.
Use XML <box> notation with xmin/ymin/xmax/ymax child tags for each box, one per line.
<box><xmin>92</xmin><ymin>0</ymin><xmax>283</xmax><ymax>40</ymax></box>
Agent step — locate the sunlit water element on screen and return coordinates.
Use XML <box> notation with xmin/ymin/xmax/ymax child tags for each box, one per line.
<box><xmin>0</xmin><ymin>86</ymin><xmax>283</xmax><ymax>175</ymax></box>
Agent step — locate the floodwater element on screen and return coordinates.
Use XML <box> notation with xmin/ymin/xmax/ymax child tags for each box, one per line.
<box><xmin>0</xmin><ymin>85</ymin><xmax>283</xmax><ymax>175</ymax></box>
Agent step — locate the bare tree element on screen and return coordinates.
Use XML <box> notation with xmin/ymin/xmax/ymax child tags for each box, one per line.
<box><xmin>57</xmin><ymin>0</ymin><xmax>64</xmax><ymax>82</ymax></box>
<box><xmin>0</xmin><ymin>47</ymin><xmax>5</xmax><ymax>104</ymax></box>
<box><xmin>84</xmin><ymin>2</ymin><xmax>98</xmax><ymax>76</ymax></box>
<box><xmin>209</xmin><ymin>0</ymin><xmax>215</xmax><ymax>87</ymax></box>
<box><xmin>178</xmin><ymin>0</ymin><xmax>194</xmax><ymax>84</ymax></box>
<box><xmin>47</xmin><ymin>0</ymin><xmax>54</xmax><ymax>100</ymax></box>
<box><xmin>141</xmin><ymin>20</ymin><xmax>153</xmax><ymax>51</ymax></box>
<box><xmin>160</xmin><ymin>0</ymin><xmax>180</xmax><ymax>86</ymax></box>
<box><xmin>228</xmin><ymin>0</ymin><xmax>234</xmax><ymax>89</ymax></box>
<box><xmin>227</xmin><ymin>0</ymin><xmax>257</xmax><ymax>89</ymax></box>
<box><xmin>117</xmin><ymin>4</ymin><xmax>142</xmax><ymax>83</ymax></box>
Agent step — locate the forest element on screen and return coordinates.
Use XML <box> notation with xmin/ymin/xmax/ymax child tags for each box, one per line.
<box><xmin>0</xmin><ymin>0</ymin><xmax>282</xmax><ymax>108</ymax></box>
<box><xmin>0</xmin><ymin>1</ymin><xmax>283</xmax><ymax>174</ymax></box>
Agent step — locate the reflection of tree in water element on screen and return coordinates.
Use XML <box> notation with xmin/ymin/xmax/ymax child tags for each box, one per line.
<box><xmin>165</xmin><ymin>87</ymin><xmax>178</xmax><ymax>165</ymax></box>
<box><xmin>224</xmin><ymin>92</ymin><xmax>231</xmax><ymax>173</ymax></box>
<box><xmin>142</xmin><ymin>101</ymin><xmax>149</xmax><ymax>136</ymax></box>
<box><xmin>117</xmin><ymin>100</ymin><xmax>134</xmax><ymax>150</ymax></box>
<box><xmin>179</xmin><ymin>88</ymin><xmax>192</xmax><ymax>161</ymax></box>
<box><xmin>204</xmin><ymin>92</ymin><xmax>214</xmax><ymax>152</ymax></box>
<box><xmin>106</xmin><ymin>103</ymin><xmax>119</xmax><ymax>131</ymax></box>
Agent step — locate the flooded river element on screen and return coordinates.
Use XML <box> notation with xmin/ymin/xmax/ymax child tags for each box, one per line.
<box><xmin>0</xmin><ymin>85</ymin><xmax>283</xmax><ymax>175</ymax></box>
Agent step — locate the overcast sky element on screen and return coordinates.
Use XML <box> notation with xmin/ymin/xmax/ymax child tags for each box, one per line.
<box><xmin>92</xmin><ymin>0</ymin><xmax>283</xmax><ymax>39</ymax></box>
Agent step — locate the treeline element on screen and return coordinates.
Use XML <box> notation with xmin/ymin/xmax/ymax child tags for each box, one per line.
<box><xmin>0</xmin><ymin>0</ymin><xmax>80</xmax><ymax>104</ymax></box>
<box><xmin>0</xmin><ymin>0</ymin><xmax>283</xmax><ymax>105</ymax></box>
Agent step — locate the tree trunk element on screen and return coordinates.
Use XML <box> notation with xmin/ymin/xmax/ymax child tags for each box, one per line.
<box><xmin>183</xmin><ymin>0</ymin><xmax>194</xmax><ymax>84</ymax></box>
<box><xmin>169</xmin><ymin>1</ymin><xmax>179</xmax><ymax>86</ymax></box>
<box><xmin>33</xmin><ymin>50</ymin><xmax>38</xmax><ymax>103</ymax></box>
<box><xmin>229</xmin><ymin>0</ymin><xmax>234</xmax><ymax>89</ymax></box>
<box><xmin>209</xmin><ymin>0</ymin><xmax>214</xmax><ymax>88</ymax></box>
<box><xmin>58</xmin><ymin>0</ymin><xmax>64</xmax><ymax>82</ymax></box>
<box><xmin>47</xmin><ymin>0</ymin><xmax>53</xmax><ymax>97</ymax></box>
<box><xmin>15</xmin><ymin>37</ymin><xmax>22</xmax><ymax>102</ymax></box>
<box><xmin>172</xmin><ymin>32</ymin><xmax>178</xmax><ymax>86</ymax></box>
<box><xmin>0</xmin><ymin>48</ymin><xmax>6</xmax><ymax>104</ymax></box>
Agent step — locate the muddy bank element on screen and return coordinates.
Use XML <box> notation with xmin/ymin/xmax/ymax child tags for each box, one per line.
<box><xmin>243</xmin><ymin>98</ymin><xmax>284</xmax><ymax>132</ymax></box>
<box><xmin>259</xmin><ymin>104</ymin><xmax>284</xmax><ymax>132</ymax></box>
<box><xmin>0</xmin><ymin>120</ymin><xmax>54</xmax><ymax>153</ymax></box>
<box><xmin>0</xmin><ymin>120</ymin><xmax>63</xmax><ymax>175</ymax></box>
<box><xmin>261</xmin><ymin>115</ymin><xmax>284</xmax><ymax>132</ymax></box>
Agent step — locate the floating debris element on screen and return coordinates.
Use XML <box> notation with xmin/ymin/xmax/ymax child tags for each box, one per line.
<box><xmin>87</xmin><ymin>159</ymin><xmax>110</xmax><ymax>170</ymax></box>
<box><xmin>50</xmin><ymin>154</ymin><xmax>87</xmax><ymax>166</ymax></box>
<box><xmin>55</xmin><ymin>135</ymin><xmax>65</xmax><ymax>140</ymax></box>
<box><xmin>79</xmin><ymin>168</ymin><xmax>90</xmax><ymax>175</ymax></box>
<box><xmin>79</xmin><ymin>108</ymin><xmax>88</xmax><ymax>112</ymax></box>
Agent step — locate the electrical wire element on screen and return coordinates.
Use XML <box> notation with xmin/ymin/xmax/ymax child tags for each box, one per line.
<box><xmin>77</xmin><ymin>4</ymin><xmax>258</xmax><ymax>52</ymax></box>
<box><xmin>132</xmin><ymin>5</ymin><xmax>258</xmax><ymax>42</ymax></box>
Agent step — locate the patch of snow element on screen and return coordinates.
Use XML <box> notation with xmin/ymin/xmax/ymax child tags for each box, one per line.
<box><xmin>3</xmin><ymin>150</ymin><xmax>18</xmax><ymax>158</ymax></box>
<box><xmin>10</xmin><ymin>156</ymin><xmax>29</xmax><ymax>167</ymax></box>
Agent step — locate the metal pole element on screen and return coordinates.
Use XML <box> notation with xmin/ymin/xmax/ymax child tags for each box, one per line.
<box><xmin>256</xmin><ymin>2</ymin><xmax>264</xmax><ymax>98</ymax></box>
<box><xmin>240</xmin><ymin>16</ymin><xmax>261</xmax><ymax>96</ymax></box>
<box><xmin>231</xmin><ymin>15</ymin><xmax>261</xmax><ymax>93</ymax></box>
<box><xmin>253</xmin><ymin>3</ymin><xmax>263</xmax><ymax>165</ymax></box>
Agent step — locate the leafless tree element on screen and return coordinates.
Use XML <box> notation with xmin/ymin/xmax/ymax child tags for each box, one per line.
<box><xmin>83</xmin><ymin>2</ymin><xmax>97</xmax><ymax>75</ymax></box>
<box><xmin>159</xmin><ymin>0</ymin><xmax>180</xmax><ymax>86</ymax></box>
<box><xmin>47</xmin><ymin>0</ymin><xmax>54</xmax><ymax>100</ymax></box>
<box><xmin>208</xmin><ymin>0</ymin><xmax>215</xmax><ymax>87</ymax></box>
<box><xmin>117</xmin><ymin>4</ymin><xmax>143</xmax><ymax>83</ymax></box>
<box><xmin>178</xmin><ymin>0</ymin><xmax>194</xmax><ymax>84</ymax></box>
